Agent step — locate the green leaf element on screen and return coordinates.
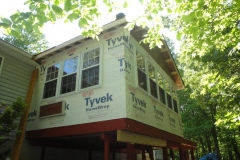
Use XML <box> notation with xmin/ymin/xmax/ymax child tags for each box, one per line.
<box><xmin>67</xmin><ymin>13</ymin><xmax>79</xmax><ymax>22</ymax></box>
<box><xmin>54</xmin><ymin>0</ymin><xmax>60</xmax><ymax>5</ymax></box>
<box><xmin>198</xmin><ymin>1</ymin><xmax>204</xmax><ymax>8</ymax></box>
<box><xmin>29</xmin><ymin>4</ymin><xmax>35</xmax><ymax>11</ymax></box>
<box><xmin>175</xmin><ymin>0</ymin><xmax>182</xmax><ymax>3</ymax></box>
<box><xmin>124</xmin><ymin>1</ymin><xmax>128</xmax><ymax>8</ymax></box>
<box><xmin>52</xmin><ymin>5</ymin><xmax>63</xmax><ymax>15</ymax></box>
<box><xmin>20</xmin><ymin>13</ymin><xmax>30</xmax><ymax>19</ymax></box>
<box><xmin>176</xmin><ymin>32</ymin><xmax>182</xmax><ymax>41</ymax></box>
<box><xmin>64</xmin><ymin>0</ymin><xmax>72</xmax><ymax>12</ymax></box>
<box><xmin>78</xmin><ymin>18</ymin><xmax>88</xmax><ymax>27</ymax></box>
<box><xmin>1</xmin><ymin>18</ymin><xmax>12</xmax><ymax>26</ymax></box>
<box><xmin>39</xmin><ymin>3</ymin><xmax>47</xmax><ymax>11</ymax></box>
<box><xmin>0</xmin><ymin>22</ymin><xmax>10</xmax><ymax>28</ymax></box>
<box><xmin>49</xmin><ymin>11</ymin><xmax>56</xmax><ymax>21</ymax></box>
<box><xmin>10</xmin><ymin>14</ymin><xmax>20</xmax><ymax>22</ymax></box>
<box><xmin>10</xmin><ymin>30</ymin><xmax>21</xmax><ymax>38</ymax></box>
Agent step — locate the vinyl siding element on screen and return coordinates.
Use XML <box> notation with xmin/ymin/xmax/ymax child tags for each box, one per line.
<box><xmin>0</xmin><ymin>52</ymin><xmax>35</xmax><ymax>106</ymax></box>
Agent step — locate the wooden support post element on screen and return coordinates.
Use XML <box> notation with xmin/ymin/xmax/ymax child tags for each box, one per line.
<box><xmin>11</xmin><ymin>68</ymin><xmax>38</xmax><ymax>160</ymax></box>
<box><xmin>88</xmin><ymin>150</ymin><xmax>92</xmax><ymax>160</ymax></box>
<box><xmin>185</xmin><ymin>150</ymin><xmax>189</xmax><ymax>160</ymax></box>
<box><xmin>170</xmin><ymin>148</ymin><xmax>175</xmax><ymax>160</ymax></box>
<box><xmin>112</xmin><ymin>151</ymin><xmax>115</xmax><ymax>160</ymax></box>
<box><xmin>190</xmin><ymin>150</ymin><xmax>195</xmax><ymax>160</ymax></box>
<box><xmin>127</xmin><ymin>143</ymin><xmax>135</xmax><ymax>160</ymax></box>
<box><xmin>141</xmin><ymin>148</ymin><xmax>146</xmax><ymax>160</ymax></box>
<box><xmin>40</xmin><ymin>146</ymin><xmax>45</xmax><ymax>160</ymax></box>
<box><xmin>101</xmin><ymin>133</ymin><xmax>110</xmax><ymax>160</ymax></box>
<box><xmin>162</xmin><ymin>147</ymin><xmax>169</xmax><ymax>160</ymax></box>
<box><xmin>147</xmin><ymin>147</ymin><xmax>154</xmax><ymax>160</ymax></box>
<box><xmin>179</xmin><ymin>148</ymin><xmax>184</xmax><ymax>160</ymax></box>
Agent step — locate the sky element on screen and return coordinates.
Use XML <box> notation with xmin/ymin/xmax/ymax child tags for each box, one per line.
<box><xmin>0</xmin><ymin>0</ymin><xmax>180</xmax><ymax>51</ymax></box>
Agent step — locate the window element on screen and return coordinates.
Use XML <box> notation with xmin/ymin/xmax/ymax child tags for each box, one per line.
<box><xmin>43</xmin><ymin>63</ymin><xmax>60</xmax><ymax>99</ymax></box>
<box><xmin>148</xmin><ymin>63</ymin><xmax>157</xmax><ymax>98</ymax></box>
<box><xmin>0</xmin><ymin>56</ymin><xmax>4</xmax><ymax>75</ymax></box>
<box><xmin>61</xmin><ymin>57</ymin><xmax>78</xmax><ymax>94</ymax></box>
<box><xmin>172</xmin><ymin>88</ymin><xmax>178</xmax><ymax>113</ymax></box>
<box><xmin>157</xmin><ymin>72</ymin><xmax>166</xmax><ymax>104</ymax></box>
<box><xmin>136</xmin><ymin>52</ymin><xmax>147</xmax><ymax>91</ymax></box>
<box><xmin>81</xmin><ymin>48</ymin><xmax>100</xmax><ymax>88</ymax></box>
<box><xmin>165</xmin><ymin>80</ymin><xmax>172</xmax><ymax>109</ymax></box>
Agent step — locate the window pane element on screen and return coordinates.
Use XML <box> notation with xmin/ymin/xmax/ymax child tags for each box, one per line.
<box><xmin>63</xmin><ymin>57</ymin><xmax>78</xmax><ymax>75</ymax></box>
<box><xmin>83</xmin><ymin>48</ymin><xmax>100</xmax><ymax>69</ymax></box>
<box><xmin>0</xmin><ymin>57</ymin><xmax>2</xmax><ymax>66</ymax></box>
<box><xmin>173</xmin><ymin>99</ymin><xmax>178</xmax><ymax>113</ymax></box>
<box><xmin>150</xmin><ymin>79</ymin><xmax>157</xmax><ymax>98</ymax></box>
<box><xmin>61</xmin><ymin>73</ymin><xmax>77</xmax><ymax>94</ymax></box>
<box><xmin>137</xmin><ymin>68</ymin><xmax>147</xmax><ymax>91</ymax></box>
<box><xmin>46</xmin><ymin>64</ymin><xmax>60</xmax><ymax>81</ymax></box>
<box><xmin>43</xmin><ymin>80</ymin><xmax>57</xmax><ymax>99</ymax></box>
<box><xmin>82</xmin><ymin>66</ymin><xmax>99</xmax><ymax>88</ymax></box>
<box><xmin>148</xmin><ymin>63</ymin><xmax>155</xmax><ymax>80</ymax></box>
<box><xmin>136</xmin><ymin>52</ymin><xmax>145</xmax><ymax>72</ymax></box>
<box><xmin>159</xmin><ymin>87</ymin><xmax>166</xmax><ymax>104</ymax></box>
<box><xmin>167</xmin><ymin>93</ymin><xmax>172</xmax><ymax>109</ymax></box>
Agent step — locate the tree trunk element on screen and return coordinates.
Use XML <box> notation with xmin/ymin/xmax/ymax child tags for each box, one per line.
<box><xmin>205</xmin><ymin>133</ymin><xmax>212</xmax><ymax>153</ymax></box>
<box><xmin>199</xmin><ymin>136</ymin><xmax>206</xmax><ymax>155</ymax></box>
<box><xmin>228</xmin><ymin>149</ymin><xmax>233</xmax><ymax>160</ymax></box>
<box><xmin>233</xmin><ymin>141</ymin><xmax>240</xmax><ymax>160</ymax></box>
<box><xmin>211</xmin><ymin>125</ymin><xmax>221</xmax><ymax>160</ymax></box>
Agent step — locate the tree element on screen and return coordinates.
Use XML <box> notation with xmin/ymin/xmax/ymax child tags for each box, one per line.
<box><xmin>175</xmin><ymin>0</ymin><xmax>240</xmax><ymax>55</ymax></box>
<box><xmin>2</xmin><ymin>30</ymin><xmax>49</xmax><ymax>55</ymax></box>
<box><xmin>0</xmin><ymin>98</ymin><xmax>27</xmax><ymax>159</ymax></box>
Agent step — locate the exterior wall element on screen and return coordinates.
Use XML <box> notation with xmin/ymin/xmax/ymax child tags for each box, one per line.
<box><xmin>27</xmin><ymin>28</ymin><xmax>127</xmax><ymax>131</ymax></box>
<box><xmin>26</xmin><ymin>27</ymin><xmax>183</xmax><ymax>137</ymax></box>
<box><xmin>124</xmin><ymin>35</ymin><xmax>183</xmax><ymax>137</ymax></box>
<box><xmin>0</xmin><ymin>51</ymin><xmax>34</xmax><ymax>106</ymax></box>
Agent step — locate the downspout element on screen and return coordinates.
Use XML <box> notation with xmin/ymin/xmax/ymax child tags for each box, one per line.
<box><xmin>11</xmin><ymin>68</ymin><xmax>39</xmax><ymax>160</ymax></box>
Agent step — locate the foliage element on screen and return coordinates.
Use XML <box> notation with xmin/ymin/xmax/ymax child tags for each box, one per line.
<box><xmin>0</xmin><ymin>98</ymin><xmax>27</xmax><ymax>138</ymax></box>
<box><xmin>0</xmin><ymin>0</ymin><xmax>175</xmax><ymax>49</ymax></box>
<box><xmin>175</xmin><ymin>0</ymin><xmax>240</xmax><ymax>56</ymax></box>
<box><xmin>2</xmin><ymin>29</ymin><xmax>49</xmax><ymax>55</ymax></box>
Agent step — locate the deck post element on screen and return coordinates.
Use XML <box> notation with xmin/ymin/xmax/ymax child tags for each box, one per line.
<box><xmin>162</xmin><ymin>147</ymin><xmax>168</xmax><ymax>160</ymax></box>
<box><xmin>141</xmin><ymin>147</ymin><xmax>146</xmax><ymax>160</ymax></box>
<box><xmin>101</xmin><ymin>133</ymin><xmax>110</xmax><ymax>160</ymax></box>
<box><xmin>190</xmin><ymin>150</ymin><xmax>195</xmax><ymax>160</ymax></box>
<box><xmin>40</xmin><ymin>146</ymin><xmax>45</xmax><ymax>160</ymax></box>
<box><xmin>126</xmin><ymin>143</ymin><xmax>135</xmax><ymax>160</ymax></box>
<box><xmin>179</xmin><ymin>148</ymin><xmax>184</xmax><ymax>160</ymax></box>
<box><xmin>170</xmin><ymin>148</ymin><xmax>175</xmax><ymax>160</ymax></box>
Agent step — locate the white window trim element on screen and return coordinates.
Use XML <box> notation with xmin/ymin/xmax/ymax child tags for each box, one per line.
<box><xmin>79</xmin><ymin>46</ymin><xmax>103</xmax><ymax>91</ymax></box>
<box><xmin>41</xmin><ymin>45</ymin><xmax>103</xmax><ymax>101</ymax></box>
<box><xmin>135</xmin><ymin>51</ymin><xmax>149</xmax><ymax>94</ymax></box>
<box><xmin>0</xmin><ymin>55</ymin><xmax>5</xmax><ymax>76</ymax></box>
<box><xmin>134</xmin><ymin>49</ymin><xmax>180</xmax><ymax>114</ymax></box>
<box><xmin>59</xmin><ymin>56</ymin><xmax>79</xmax><ymax>95</ymax></box>
<box><xmin>42</xmin><ymin>61</ymin><xmax>61</xmax><ymax>100</ymax></box>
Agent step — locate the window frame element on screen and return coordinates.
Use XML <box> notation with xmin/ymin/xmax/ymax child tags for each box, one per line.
<box><xmin>43</xmin><ymin>62</ymin><xmax>61</xmax><ymax>99</ymax></box>
<box><xmin>42</xmin><ymin>46</ymin><xmax>103</xmax><ymax>101</ymax></box>
<box><xmin>134</xmin><ymin>49</ymin><xmax>180</xmax><ymax>114</ymax></box>
<box><xmin>148</xmin><ymin>62</ymin><xmax>158</xmax><ymax>99</ymax></box>
<box><xmin>135</xmin><ymin>51</ymin><xmax>148</xmax><ymax>93</ymax></box>
<box><xmin>0</xmin><ymin>56</ymin><xmax>4</xmax><ymax>76</ymax></box>
<box><xmin>80</xmin><ymin>46</ymin><xmax>102</xmax><ymax>91</ymax></box>
<box><xmin>60</xmin><ymin>56</ymin><xmax>79</xmax><ymax>95</ymax></box>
